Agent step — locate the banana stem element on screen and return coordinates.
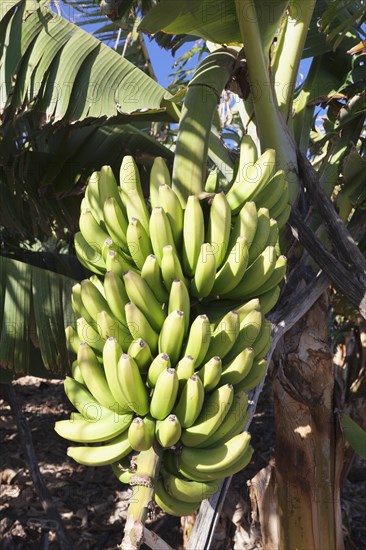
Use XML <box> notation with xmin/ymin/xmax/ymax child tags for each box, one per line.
<box><xmin>234</xmin><ymin>0</ymin><xmax>299</xmax><ymax>203</ymax></box>
<box><xmin>171</xmin><ymin>49</ymin><xmax>237</xmax><ymax>206</ymax></box>
<box><xmin>273</xmin><ymin>0</ymin><xmax>316</xmax><ymax>123</ymax></box>
<box><xmin>121</xmin><ymin>443</ymin><xmax>163</xmax><ymax>550</ymax></box>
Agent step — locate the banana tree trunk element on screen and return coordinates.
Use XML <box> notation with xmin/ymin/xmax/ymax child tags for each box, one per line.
<box><xmin>251</xmin><ymin>293</ymin><xmax>344</xmax><ymax>549</ymax></box>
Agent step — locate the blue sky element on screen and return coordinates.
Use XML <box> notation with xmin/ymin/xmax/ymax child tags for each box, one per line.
<box><xmin>145</xmin><ymin>39</ymin><xmax>179</xmax><ymax>87</ymax></box>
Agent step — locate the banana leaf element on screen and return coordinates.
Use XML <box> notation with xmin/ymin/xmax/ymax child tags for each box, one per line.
<box><xmin>139</xmin><ymin>0</ymin><xmax>288</xmax><ymax>53</ymax></box>
<box><xmin>0</xmin><ymin>255</ymin><xmax>77</xmax><ymax>380</ymax></box>
<box><xmin>341</xmin><ymin>413</ymin><xmax>366</xmax><ymax>459</ymax></box>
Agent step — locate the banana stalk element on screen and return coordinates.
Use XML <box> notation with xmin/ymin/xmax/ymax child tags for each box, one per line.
<box><xmin>121</xmin><ymin>443</ymin><xmax>163</xmax><ymax>550</ymax></box>
<box><xmin>171</xmin><ymin>49</ymin><xmax>237</xmax><ymax>206</ymax></box>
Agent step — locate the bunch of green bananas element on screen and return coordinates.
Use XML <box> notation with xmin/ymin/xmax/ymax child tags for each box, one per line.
<box><xmin>58</xmin><ymin>142</ymin><xmax>289</xmax><ymax>517</ymax></box>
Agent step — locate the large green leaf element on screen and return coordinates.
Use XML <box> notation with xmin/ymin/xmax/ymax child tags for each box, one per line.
<box><xmin>0</xmin><ymin>255</ymin><xmax>77</xmax><ymax>380</ymax></box>
<box><xmin>139</xmin><ymin>0</ymin><xmax>288</xmax><ymax>53</ymax></box>
<box><xmin>0</xmin><ymin>0</ymin><xmax>172</xmax><ymax>121</ymax></box>
<box><xmin>341</xmin><ymin>413</ymin><xmax>366</xmax><ymax>459</ymax></box>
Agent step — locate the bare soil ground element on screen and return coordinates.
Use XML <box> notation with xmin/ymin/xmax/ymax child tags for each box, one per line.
<box><xmin>1</xmin><ymin>377</ymin><xmax>365</xmax><ymax>549</ymax></box>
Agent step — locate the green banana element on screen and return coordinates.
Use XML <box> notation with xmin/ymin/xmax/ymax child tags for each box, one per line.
<box><xmin>103</xmin><ymin>270</ymin><xmax>129</xmax><ymax>328</ymax></box>
<box><xmin>141</xmin><ymin>254</ymin><xmax>169</xmax><ymax>304</ymax></box>
<box><xmin>117</xmin><ymin>353</ymin><xmax>150</xmax><ymax>416</ymax></box>
<box><xmin>254</xmin><ymin>169</ymin><xmax>287</xmax><ymax>211</ymax></box>
<box><xmin>67</xmin><ymin>430</ymin><xmax>132</xmax><ymax>466</ymax></box>
<box><xmin>89</xmin><ymin>274</ymin><xmax>106</xmax><ymax>297</ymax></box>
<box><xmin>156</xmin><ymin>414</ymin><xmax>182</xmax><ymax>448</ymax></box>
<box><xmin>80</xmin><ymin>278</ymin><xmax>112</xmax><ymax>320</ymax></box>
<box><xmin>205</xmin><ymin>170</ymin><xmax>219</xmax><ymax>193</ymax></box>
<box><xmin>207</xmin><ymin>192</ymin><xmax>231</xmax><ymax>269</ymax></box>
<box><xmin>98</xmin><ymin>165</ymin><xmax>125</xmax><ymax>211</ymax></box>
<box><xmin>77</xmin><ymin>342</ymin><xmax>116</xmax><ymax>410</ymax></box>
<box><xmin>181</xmin><ymin>431</ymin><xmax>251</xmax><ymax>473</ymax></box>
<box><xmin>181</xmin><ymin>384</ymin><xmax>234</xmax><ymax>447</ymax></box>
<box><xmin>168</xmin><ymin>279</ymin><xmax>190</xmax><ymax>335</ymax></box>
<box><xmin>197</xmin><ymin>356</ymin><xmax>222</xmax><ymax>392</ymax></box>
<box><xmin>183</xmin><ymin>314</ymin><xmax>211</xmax><ymax>368</ymax></box>
<box><xmin>226</xmin><ymin>149</ymin><xmax>277</xmax><ymax>213</ymax></box>
<box><xmin>269</xmin><ymin>180</ymin><xmax>290</xmax><ymax>219</ymax></box>
<box><xmin>191</xmin><ymin>243</ymin><xmax>216</xmax><ymax>298</ymax></box>
<box><xmin>182</xmin><ymin>194</ymin><xmax>205</xmax><ymax>276</ymax></box>
<box><xmin>127</xmin><ymin>416</ymin><xmax>155</xmax><ymax>451</ymax></box>
<box><xmin>161</xmin><ymin>245</ymin><xmax>186</xmax><ymax>291</ymax></box>
<box><xmin>276</xmin><ymin>203</ymin><xmax>291</xmax><ymax>229</ymax></box>
<box><xmin>111</xmin><ymin>458</ymin><xmax>134</xmax><ymax>485</ymax></box>
<box><xmin>259</xmin><ymin>286</ymin><xmax>281</xmax><ymax>316</ymax></box>
<box><xmin>178</xmin><ymin>445</ymin><xmax>253</xmax><ymax>482</ymax></box>
<box><xmin>231</xmin><ymin>135</ymin><xmax>258</xmax><ymax>186</ymax></box>
<box><xmin>74</xmin><ymin>231</ymin><xmax>105</xmax><ymax>275</ymax></box>
<box><xmin>102</xmin><ymin>337</ymin><xmax>133</xmax><ymax>413</ymax></box>
<box><xmin>71</xmin><ymin>361</ymin><xmax>84</xmax><ymax>385</ymax></box>
<box><xmin>254</xmin><ymin>255</ymin><xmax>287</xmax><ymax>296</ymax></box>
<box><xmin>158</xmin><ymin>310</ymin><xmax>185</xmax><ymax>366</ymax></box>
<box><xmin>149</xmin><ymin>207</ymin><xmax>176</xmax><ymax>265</ymax></box>
<box><xmin>162</xmin><ymin>471</ymin><xmax>220</xmax><ymax>503</ymax></box>
<box><xmin>211</xmin><ymin>236</ymin><xmax>249</xmax><ymax>296</ymax></box>
<box><xmin>123</xmin><ymin>270</ymin><xmax>165</xmax><ymax>332</ymax></box>
<box><xmin>119</xmin><ymin>155</ymin><xmax>143</xmax><ymax>204</ymax></box>
<box><xmin>200</xmin><ymin>390</ymin><xmax>248</xmax><ymax>448</ymax></box>
<box><xmin>248</xmin><ymin>207</ymin><xmax>271</xmax><ymax>264</ymax></box>
<box><xmin>228</xmin><ymin>201</ymin><xmax>258</xmax><ymax>252</ymax></box>
<box><xmin>119</xmin><ymin>156</ymin><xmax>149</xmax><ymax>231</ymax></box>
<box><xmin>55</xmin><ymin>410</ymin><xmax>133</xmax><ymax>443</ymax></box>
<box><xmin>150</xmin><ymin>368</ymin><xmax>179</xmax><ymax>420</ymax></box>
<box><xmin>124</xmin><ymin>188</ymin><xmax>150</xmax><ymax>235</ymax></box>
<box><xmin>162</xmin><ymin>450</ymin><xmax>181</xmax><ymax>477</ymax></box>
<box><xmin>173</xmin><ymin>374</ymin><xmax>205</xmax><ymax>428</ymax></box>
<box><xmin>105</xmin><ymin>248</ymin><xmax>134</xmax><ymax>277</ymax></box>
<box><xmin>72</xmin><ymin>283</ymin><xmax>93</xmax><ymax>324</ymax></box>
<box><xmin>175</xmin><ymin>355</ymin><xmax>196</xmax><ymax>390</ymax></box>
<box><xmin>147</xmin><ymin>353</ymin><xmax>171</xmax><ymax>388</ymax></box>
<box><xmin>64</xmin><ymin>376</ymin><xmax>109</xmax><ymax>420</ymax></box>
<box><xmin>154</xmin><ymin>480</ymin><xmax>200</xmax><ymax>517</ymax></box>
<box><xmin>79</xmin><ymin>209</ymin><xmax>109</xmax><ymax>252</ymax></box>
<box><xmin>158</xmin><ymin>184</ymin><xmax>183</xmax><ymax>248</ymax></box>
<box><xmin>204</xmin><ymin>310</ymin><xmax>240</xmax><ymax>361</ymax></box>
<box><xmin>209</xmin><ymin>410</ymin><xmax>249</xmax><ymax>448</ymax></box>
<box><xmin>226</xmin><ymin>246</ymin><xmax>277</xmax><ymax>299</ymax></box>
<box><xmin>65</xmin><ymin>326</ymin><xmax>80</xmax><ymax>355</ymax></box>
<box><xmin>150</xmin><ymin>157</ymin><xmax>171</xmax><ymax>209</ymax></box>
<box><xmin>234</xmin><ymin>298</ymin><xmax>260</xmax><ymax>323</ymax></box>
<box><xmin>267</xmin><ymin>218</ymin><xmax>279</xmax><ymax>248</ymax></box>
<box><xmin>126</xmin><ymin>217</ymin><xmax>153</xmax><ymax>270</ymax></box>
<box><xmin>103</xmin><ymin>196</ymin><xmax>128</xmax><ymax>250</ymax></box>
<box><xmin>76</xmin><ymin>317</ymin><xmax>104</xmax><ymax>354</ymax></box>
<box><xmin>127</xmin><ymin>338</ymin><xmax>153</xmax><ymax>374</ymax></box>
<box><xmin>125</xmin><ymin>302</ymin><xmax>159</xmax><ymax>354</ymax></box>
<box><xmin>220</xmin><ymin>346</ymin><xmax>254</xmax><ymax>386</ymax></box>
<box><xmin>101</xmin><ymin>238</ymin><xmax>121</xmax><ymax>262</ymax></box>
<box><xmin>224</xmin><ymin>308</ymin><xmax>262</xmax><ymax>362</ymax></box>
<box><xmin>234</xmin><ymin>358</ymin><xmax>268</xmax><ymax>392</ymax></box>
<box><xmin>252</xmin><ymin>320</ymin><xmax>272</xmax><ymax>358</ymax></box>
<box><xmin>97</xmin><ymin>310</ymin><xmax>128</xmax><ymax>349</ymax></box>
<box><xmin>85</xmin><ymin>172</ymin><xmax>104</xmax><ymax>222</ymax></box>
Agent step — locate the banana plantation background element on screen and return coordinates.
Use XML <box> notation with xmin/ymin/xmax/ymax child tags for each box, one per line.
<box><xmin>1</xmin><ymin>0</ymin><xmax>366</xmax><ymax>548</ymax></box>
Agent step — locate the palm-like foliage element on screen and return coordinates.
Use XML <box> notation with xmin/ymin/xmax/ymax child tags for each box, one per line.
<box><xmin>0</xmin><ymin>0</ymin><xmax>179</xmax><ymax>379</ymax></box>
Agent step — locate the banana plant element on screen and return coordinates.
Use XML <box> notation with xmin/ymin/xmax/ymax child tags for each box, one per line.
<box><xmin>2</xmin><ymin>0</ymin><xmax>366</xmax><ymax>548</ymax></box>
